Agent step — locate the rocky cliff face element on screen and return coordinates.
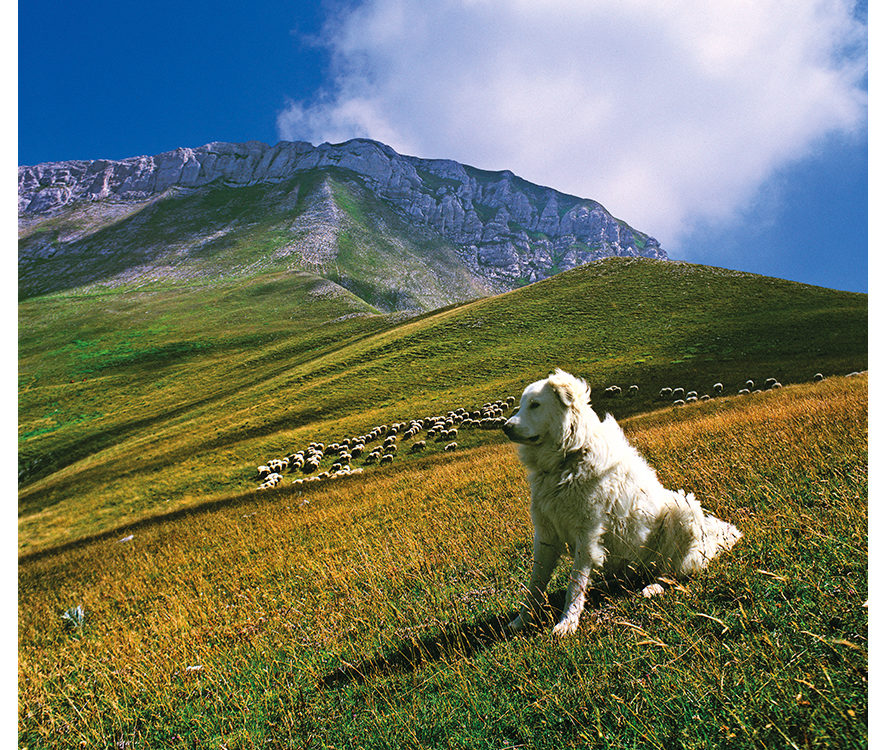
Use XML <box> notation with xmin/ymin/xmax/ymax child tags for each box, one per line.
<box><xmin>19</xmin><ymin>139</ymin><xmax>666</xmax><ymax>289</ymax></box>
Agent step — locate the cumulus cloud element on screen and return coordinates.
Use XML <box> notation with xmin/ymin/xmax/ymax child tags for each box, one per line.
<box><xmin>277</xmin><ymin>0</ymin><xmax>866</xmax><ymax>252</ymax></box>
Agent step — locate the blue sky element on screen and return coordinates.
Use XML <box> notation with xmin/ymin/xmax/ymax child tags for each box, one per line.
<box><xmin>18</xmin><ymin>0</ymin><xmax>869</xmax><ymax>293</ymax></box>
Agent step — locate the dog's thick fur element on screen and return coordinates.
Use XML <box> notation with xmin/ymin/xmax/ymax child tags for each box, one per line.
<box><xmin>503</xmin><ymin>369</ymin><xmax>741</xmax><ymax>636</ymax></box>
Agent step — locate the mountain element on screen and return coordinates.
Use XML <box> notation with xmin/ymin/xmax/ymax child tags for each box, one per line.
<box><xmin>18</xmin><ymin>139</ymin><xmax>665</xmax><ymax>309</ymax></box>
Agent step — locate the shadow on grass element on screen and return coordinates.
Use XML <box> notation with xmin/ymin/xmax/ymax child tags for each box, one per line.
<box><xmin>320</xmin><ymin>583</ymin><xmax>636</xmax><ymax>689</ymax></box>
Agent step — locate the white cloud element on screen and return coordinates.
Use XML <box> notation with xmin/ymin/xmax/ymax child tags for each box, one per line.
<box><xmin>277</xmin><ymin>0</ymin><xmax>866</xmax><ymax>252</ymax></box>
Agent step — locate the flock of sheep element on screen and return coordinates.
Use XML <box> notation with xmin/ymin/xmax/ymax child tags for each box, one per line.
<box><xmin>603</xmin><ymin>371</ymin><xmax>854</xmax><ymax>407</ymax></box>
<box><xmin>254</xmin><ymin>397</ymin><xmax>514</xmax><ymax>490</ymax></box>
<box><xmin>253</xmin><ymin>370</ymin><xmax>863</xmax><ymax>491</ymax></box>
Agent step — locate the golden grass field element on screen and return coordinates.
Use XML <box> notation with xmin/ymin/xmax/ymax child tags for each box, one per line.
<box><xmin>18</xmin><ymin>375</ymin><xmax>867</xmax><ymax>748</ymax></box>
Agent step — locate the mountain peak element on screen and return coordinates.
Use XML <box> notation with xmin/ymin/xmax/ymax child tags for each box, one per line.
<box><xmin>18</xmin><ymin>138</ymin><xmax>666</xmax><ymax>307</ymax></box>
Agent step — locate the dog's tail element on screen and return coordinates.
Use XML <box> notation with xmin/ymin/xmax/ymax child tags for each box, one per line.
<box><xmin>683</xmin><ymin>491</ymin><xmax>742</xmax><ymax>574</ymax></box>
<box><xmin>654</xmin><ymin>490</ymin><xmax>742</xmax><ymax>576</ymax></box>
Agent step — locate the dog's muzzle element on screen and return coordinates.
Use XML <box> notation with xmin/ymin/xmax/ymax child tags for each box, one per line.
<box><xmin>502</xmin><ymin>420</ymin><xmax>539</xmax><ymax>444</ymax></box>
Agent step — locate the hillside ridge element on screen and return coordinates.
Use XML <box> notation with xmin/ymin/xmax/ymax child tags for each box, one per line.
<box><xmin>19</xmin><ymin>138</ymin><xmax>665</xmax><ymax>301</ymax></box>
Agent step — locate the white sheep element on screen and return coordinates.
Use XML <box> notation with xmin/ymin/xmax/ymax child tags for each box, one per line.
<box><xmin>444</xmin><ymin>442</ymin><xmax>458</xmax><ymax>451</ymax></box>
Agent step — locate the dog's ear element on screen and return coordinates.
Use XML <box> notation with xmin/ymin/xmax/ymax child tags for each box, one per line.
<box><xmin>548</xmin><ymin>369</ymin><xmax>589</xmax><ymax>407</ymax></box>
<box><xmin>548</xmin><ymin>370</ymin><xmax>592</xmax><ymax>453</ymax></box>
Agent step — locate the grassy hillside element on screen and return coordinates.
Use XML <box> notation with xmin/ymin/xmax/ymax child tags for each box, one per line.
<box><xmin>18</xmin><ymin>169</ymin><xmax>494</xmax><ymax>309</ymax></box>
<box><xmin>18</xmin><ymin>257</ymin><xmax>866</xmax><ymax>555</ymax></box>
<box><xmin>18</xmin><ymin>375</ymin><xmax>868</xmax><ymax>748</ymax></box>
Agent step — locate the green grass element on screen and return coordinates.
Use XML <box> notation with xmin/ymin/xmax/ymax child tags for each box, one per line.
<box><xmin>18</xmin><ymin>258</ymin><xmax>866</xmax><ymax>555</ymax></box>
<box><xmin>18</xmin><ymin>376</ymin><xmax>868</xmax><ymax>748</ymax></box>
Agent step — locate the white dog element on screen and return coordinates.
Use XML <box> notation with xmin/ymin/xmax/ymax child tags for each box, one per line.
<box><xmin>503</xmin><ymin>369</ymin><xmax>741</xmax><ymax>636</ymax></box>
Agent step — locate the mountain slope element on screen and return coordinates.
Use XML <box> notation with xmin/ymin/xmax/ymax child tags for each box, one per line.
<box><xmin>19</xmin><ymin>139</ymin><xmax>665</xmax><ymax>308</ymax></box>
<box><xmin>18</xmin><ymin>257</ymin><xmax>866</xmax><ymax>553</ymax></box>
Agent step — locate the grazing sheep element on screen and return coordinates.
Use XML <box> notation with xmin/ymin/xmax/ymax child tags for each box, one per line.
<box><xmin>363</xmin><ymin>453</ymin><xmax>379</xmax><ymax>465</ymax></box>
<box><xmin>764</xmin><ymin>377</ymin><xmax>778</xmax><ymax>389</ymax></box>
<box><xmin>686</xmin><ymin>391</ymin><xmax>698</xmax><ymax>399</ymax></box>
<box><xmin>713</xmin><ymin>383</ymin><xmax>724</xmax><ymax>394</ymax></box>
<box><xmin>700</xmin><ymin>394</ymin><xmax>711</xmax><ymax>401</ymax></box>
<box><xmin>673</xmin><ymin>399</ymin><xmax>686</xmax><ymax>406</ymax></box>
<box><xmin>410</xmin><ymin>440</ymin><xmax>427</xmax><ymax>454</ymax></box>
<box><xmin>659</xmin><ymin>387</ymin><xmax>673</xmax><ymax>399</ymax></box>
<box><xmin>257</xmin><ymin>465</ymin><xmax>271</xmax><ymax>479</ymax></box>
<box><xmin>813</xmin><ymin>373</ymin><xmax>824</xmax><ymax>382</ymax></box>
<box><xmin>672</xmin><ymin>387</ymin><xmax>685</xmax><ymax>399</ymax></box>
<box><xmin>444</xmin><ymin>442</ymin><xmax>458</xmax><ymax>451</ymax></box>
<box><xmin>738</xmin><ymin>388</ymin><xmax>750</xmax><ymax>395</ymax></box>
<box><xmin>628</xmin><ymin>385</ymin><xmax>639</xmax><ymax>397</ymax></box>
<box><xmin>604</xmin><ymin>385</ymin><xmax>622</xmax><ymax>398</ymax></box>
<box><xmin>380</xmin><ymin>454</ymin><xmax>394</xmax><ymax>466</ymax></box>
<box><xmin>686</xmin><ymin>395</ymin><xmax>698</xmax><ymax>402</ymax></box>
<box><xmin>745</xmin><ymin>380</ymin><xmax>755</xmax><ymax>390</ymax></box>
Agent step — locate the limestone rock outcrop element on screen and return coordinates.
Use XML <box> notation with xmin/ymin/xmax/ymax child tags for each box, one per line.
<box><xmin>19</xmin><ymin>138</ymin><xmax>666</xmax><ymax>288</ymax></box>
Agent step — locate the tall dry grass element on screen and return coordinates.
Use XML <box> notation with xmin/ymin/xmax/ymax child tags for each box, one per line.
<box><xmin>19</xmin><ymin>376</ymin><xmax>867</xmax><ymax>748</ymax></box>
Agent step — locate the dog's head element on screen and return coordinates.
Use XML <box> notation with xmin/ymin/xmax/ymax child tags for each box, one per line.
<box><xmin>503</xmin><ymin>369</ymin><xmax>594</xmax><ymax>453</ymax></box>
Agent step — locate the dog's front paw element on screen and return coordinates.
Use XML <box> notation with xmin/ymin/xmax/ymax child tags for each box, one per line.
<box><xmin>551</xmin><ymin>616</ymin><xmax>580</xmax><ymax>637</ymax></box>
<box><xmin>641</xmin><ymin>583</ymin><xmax>666</xmax><ymax>598</ymax></box>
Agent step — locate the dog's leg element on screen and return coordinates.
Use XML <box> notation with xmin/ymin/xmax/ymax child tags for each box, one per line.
<box><xmin>508</xmin><ymin>533</ymin><xmax>562</xmax><ymax>631</ymax></box>
<box><xmin>552</xmin><ymin>539</ymin><xmax>604</xmax><ymax>636</ymax></box>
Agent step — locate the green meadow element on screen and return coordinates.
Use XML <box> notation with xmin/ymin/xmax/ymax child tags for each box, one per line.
<box><xmin>18</xmin><ymin>257</ymin><xmax>867</xmax><ymax>747</ymax></box>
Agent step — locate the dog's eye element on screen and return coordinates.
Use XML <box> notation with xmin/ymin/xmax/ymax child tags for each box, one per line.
<box><xmin>529</xmin><ymin>401</ymin><xmax>540</xmax><ymax>409</ymax></box>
